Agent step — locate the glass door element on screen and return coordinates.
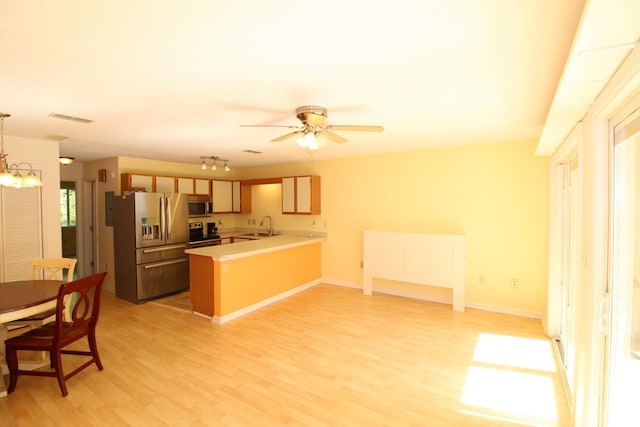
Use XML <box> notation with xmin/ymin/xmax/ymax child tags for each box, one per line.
<box><xmin>605</xmin><ymin>99</ymin><xmax>640</xmax><ymax>426</ymax></box>
<box><xmin>559</xmin><ymin>157</ymin><xmax>579</xmax><ymax>395</ymax></box>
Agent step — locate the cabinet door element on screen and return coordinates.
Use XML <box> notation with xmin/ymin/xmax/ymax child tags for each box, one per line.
<box><xmin>195</xmin><ymin>179</ymin><xmax>210</xmax><ymax>195</ymax></box>
<box><xmin>155</xmin><ymin>176</ymin><xmax>175</xmax><ymax>193</ymax></box>
<box><xmin>177</xmin><ymin>178</ymin><xmax>194</xmax><ymax>194</ymax></box>
<box><xmin>282</xmin><ymin>177</ymin><xmax>295</xmax><ymax>213</ymax></box>
<box><xmin>232</xmin><ymin>181</ymin><xmax>241</xmax><ymax>212</ymax></box>
<box><xmin>296</xmin><ymin>176</ymin><xmax>312</xmax><ymax>213</ymax></box>
<box><xmin>130</xmin><ymin>174</ymin><xmax>153</xmax><ymax>192</ymax></box>
<box><xmin>212</xmin><ymin>180</ymin><xmax>232</xmax><ymax>213</ymax></box>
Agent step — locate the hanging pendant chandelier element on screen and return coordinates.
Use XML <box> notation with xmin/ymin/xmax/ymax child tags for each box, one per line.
<box><xmin>0</xmin><ymin>113</ymin><xmax>42</xmax><ymax>188</ymax></box>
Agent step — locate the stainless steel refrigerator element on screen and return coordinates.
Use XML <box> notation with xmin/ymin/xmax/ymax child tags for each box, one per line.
<box><xmin>113</xmin><ymin>192</ymin><xmax>189</xmax><ymax>303</ymax></box>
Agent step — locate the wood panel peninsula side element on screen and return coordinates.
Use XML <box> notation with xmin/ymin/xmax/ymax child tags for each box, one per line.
<box><xmin>185</xmin><ymin>235</ymin><xmax>324</xmax><ymax>324</ymax></box>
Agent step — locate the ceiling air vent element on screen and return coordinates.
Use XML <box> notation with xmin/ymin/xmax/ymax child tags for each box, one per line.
<box><xmin>48</xmin><ymin>113</ymin><xmax>94</xmax><ymax>124</ymax></box>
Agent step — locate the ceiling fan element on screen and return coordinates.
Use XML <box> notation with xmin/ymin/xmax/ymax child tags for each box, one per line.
<box><xmin>240</xmin><ymin>105</ymin><xmax>384</xmax><ymax>150</ymax></box>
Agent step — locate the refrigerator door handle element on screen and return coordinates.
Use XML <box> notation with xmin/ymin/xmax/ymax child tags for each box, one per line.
<box><xmin>143</xmin><ymin>258</ymin><xmax>188</xmax><ymax>269</ymax></box>
<box><xmin>159</xmin><ymin>196</ymin><xmax>166</xmax><ymax>241</ymax></box>
<box><xmin>142</xmin><ymin>244</ymin><xmax>186</xmax><ymax>254</ymax></box>
<box><xmin>165</xmin><ymin>195</ymin><xmax>172</xmax><ymax>241</ymax></box>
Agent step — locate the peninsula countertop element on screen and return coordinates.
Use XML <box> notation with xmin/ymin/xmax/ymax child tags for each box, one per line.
<box><xmin>185</xmin><ymin>234</ymin><xmax>326</xmax><ymax>262</ymax></box>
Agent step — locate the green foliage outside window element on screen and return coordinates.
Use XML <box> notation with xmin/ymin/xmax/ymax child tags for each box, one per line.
<box><xmin>60</xmin><ymin>186</ymin><xmax>76</xmax><ymax>227</ymax></box>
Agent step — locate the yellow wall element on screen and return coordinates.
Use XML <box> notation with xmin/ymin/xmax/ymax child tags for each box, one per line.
<box><xmin>96</xmin><ymin>138</ymin><xmax>547</xmax><ymax>314</ymax></box>
<box><xmin>239</xmin><ymin>139</ymin><xmax>549</xmax><ymax>314</ymax></box>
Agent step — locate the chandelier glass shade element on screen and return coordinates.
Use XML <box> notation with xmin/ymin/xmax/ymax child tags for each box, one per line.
<box><xmin>0</xmin><ymin>113</ymin><xmax>43</xmax><ymax>188</ymax></box>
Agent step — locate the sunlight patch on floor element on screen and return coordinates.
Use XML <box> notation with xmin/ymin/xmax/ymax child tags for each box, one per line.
<box><xmin>459</xmin><ymin>333</ymin><xmax>562</xmax><ymax>426</ymax></box>
<box><xmin>472</xmin><ymin>333</ymin><xmax>557</xmax><ymax>372</ymax></box>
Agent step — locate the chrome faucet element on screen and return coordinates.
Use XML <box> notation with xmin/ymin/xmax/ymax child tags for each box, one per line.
<box><xmin>259</xmin><ymin>215</ymin><xmax>273</xmax><ymax>236</ymax></box>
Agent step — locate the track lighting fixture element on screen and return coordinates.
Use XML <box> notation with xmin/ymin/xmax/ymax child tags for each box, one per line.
<box><xmin>199</xmin><ymin>156</ymin><xmax>229</xmax><ymax>172</ymax></box>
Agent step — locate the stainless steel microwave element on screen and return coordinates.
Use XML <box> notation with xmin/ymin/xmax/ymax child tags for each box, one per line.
<box><xmin>188</xmin><ymin>195</ymin><xmax>213</xmax><ymax>217</ymax></box>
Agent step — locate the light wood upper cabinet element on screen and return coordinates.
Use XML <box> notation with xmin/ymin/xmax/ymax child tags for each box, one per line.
<box><xmin>122</xmin><ymin>173</ymin><xmax>213</xmax><ymax>196</ymax></box>
<box><xmin>155</xmin><ymin>176</ymin><xmax>176</xmax><ymax>193</ymax></box>
<box><xmin>128</xmin><ymin>174</ymin><xmax>153</xmax><ymax>192</ymax></box>
<box><xmin>232</xmin><ymin>181</ymin><xmax>241</xmax><ymax>212</ymax></box>
<box><xmin>177</xmin><ymin>177</ymin><xmax>194</xmax><ymax>194</ymax></box>
<box><xmin>212</xmin><ymin>180</ymin><xmax>233</xmax><ymax>213</ymax></box>
<box><xmin>282</xmin><ymin>177</ymin><xmax>295</xmax><ymax>213</ymax></box>
<box><xmin>232</xmin><ymin>180</ymin><xmax>252</xmax><ymax>213</ymax></box>
<box><xmin>194</xmin><ymin>179</ymin><xmax>210</xmax><ymax>195</ymax></box>
<box><xmin>121</xmin><ymin>173</ymin><xmax>156</xmax><ymax>193</ymax></box>
<box><xmin>282</xmin><ymin>175</ymin><xmax>321</xmax><ymax>215</ymax></box>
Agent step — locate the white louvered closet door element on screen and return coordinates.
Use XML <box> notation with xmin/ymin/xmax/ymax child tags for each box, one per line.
<box><xmin>0</xmin><ymin>184</ymin><xmax>43</xmax><ymax>281</ymax></box>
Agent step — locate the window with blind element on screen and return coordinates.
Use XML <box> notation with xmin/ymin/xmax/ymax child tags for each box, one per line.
<box><xmin>0</xmin><ymin>184</ymin><xmax>43</xmax><ymax>281</ymax></box>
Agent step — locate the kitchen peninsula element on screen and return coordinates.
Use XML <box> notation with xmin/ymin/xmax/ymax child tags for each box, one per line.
<box><xmin>185</xmin><ymin>235</ymin><xmax>324</xmax><ymax>324</ymax></box>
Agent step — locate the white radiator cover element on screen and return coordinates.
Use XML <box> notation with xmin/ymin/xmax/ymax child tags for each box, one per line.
<box><xmin>363</xmin><ymin>230</ymin><xmax>466</xmax><ymax>311</ymax></box>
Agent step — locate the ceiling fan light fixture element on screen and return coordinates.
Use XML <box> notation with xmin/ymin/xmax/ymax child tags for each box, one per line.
<box><xmin>201</xmin><ymin>159</ymin><xmax>207</xmax><ymax>170</ymax></box>
<box><xmin>296</xmin><ymin>132</ymin><xmax>319</xmax><ymax>150</ymax></box>
<box><xmin>224</xmin><ymin>161</ymin><xmax>230</xmax><ymax>172</ymax></box>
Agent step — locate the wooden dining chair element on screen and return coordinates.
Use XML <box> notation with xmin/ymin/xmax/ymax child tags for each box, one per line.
<box><xmin>30</xmin><ymin>258</ymin><xmax>77</xmax><ymax>282</ymax></box>
<box><xmin>4</xmin><ymin>272</ymin><xmax>107</xmax><ymax>397</ymax></box>
<box><xmin>8</xmin><ymin>258</ymin><xmax>77</xmax><ymax>329</ymax></box>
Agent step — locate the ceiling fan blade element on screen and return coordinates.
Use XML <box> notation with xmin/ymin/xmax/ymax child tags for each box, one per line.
<box><xmin>326</xmin><ymin>125</ymin><xmax>384</xmax><ymax>132</ymax></box>
<box><xmin>272</xmin><ymin>130</ymin><xmax>303</xmax><ymax>143</ymax></box>
<box><xmin>317</xmin><ymin>130</ymin><xmax>347</xmax><ymax>143</ymax></box>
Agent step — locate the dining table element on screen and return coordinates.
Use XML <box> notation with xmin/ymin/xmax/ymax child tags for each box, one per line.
<box><xmin>0</xmin><ymin>279</ymin><xmax>63</xmax><ymax>397</ymax></box>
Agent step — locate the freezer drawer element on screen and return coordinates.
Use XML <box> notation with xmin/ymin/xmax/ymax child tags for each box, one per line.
<box><xmin>136</xmin><ymin>256</ymin><xmax>189</xmax><ymax>301</ymax></box>
<box><xmin>136</xmin><ymin>244</ymin><xmax>186</xmax><ymax>265</ymax></box>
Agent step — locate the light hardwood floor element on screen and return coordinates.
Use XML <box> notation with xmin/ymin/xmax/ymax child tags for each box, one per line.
<box><xmin>1</xmin><ymin>284</ymin><xmax>571</xmax><ymax>426</ymax></box>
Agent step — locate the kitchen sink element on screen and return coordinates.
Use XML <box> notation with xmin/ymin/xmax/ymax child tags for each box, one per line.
<box><xmin>237</xmin><ymin>232</ymin><xmax>272</xmax><ymax>237</ymax></box>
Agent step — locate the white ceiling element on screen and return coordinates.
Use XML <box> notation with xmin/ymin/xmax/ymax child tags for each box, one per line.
<box><xmin>0</xmin><ymin>0</ymin><xmax>603</xmax><ymax>168</ymax></box>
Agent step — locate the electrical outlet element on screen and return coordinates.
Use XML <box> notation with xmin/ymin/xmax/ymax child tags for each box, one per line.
<box><xmin>510</xmin><ymin>278</ymin><xmax>519</xmax><ymax>288</ymax></box>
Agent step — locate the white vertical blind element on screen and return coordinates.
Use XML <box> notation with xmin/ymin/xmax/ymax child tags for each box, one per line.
<box><xmin>0</xmin><ymin>183</ymin><xmax>43</xmax><ymax>281</ymax></box>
